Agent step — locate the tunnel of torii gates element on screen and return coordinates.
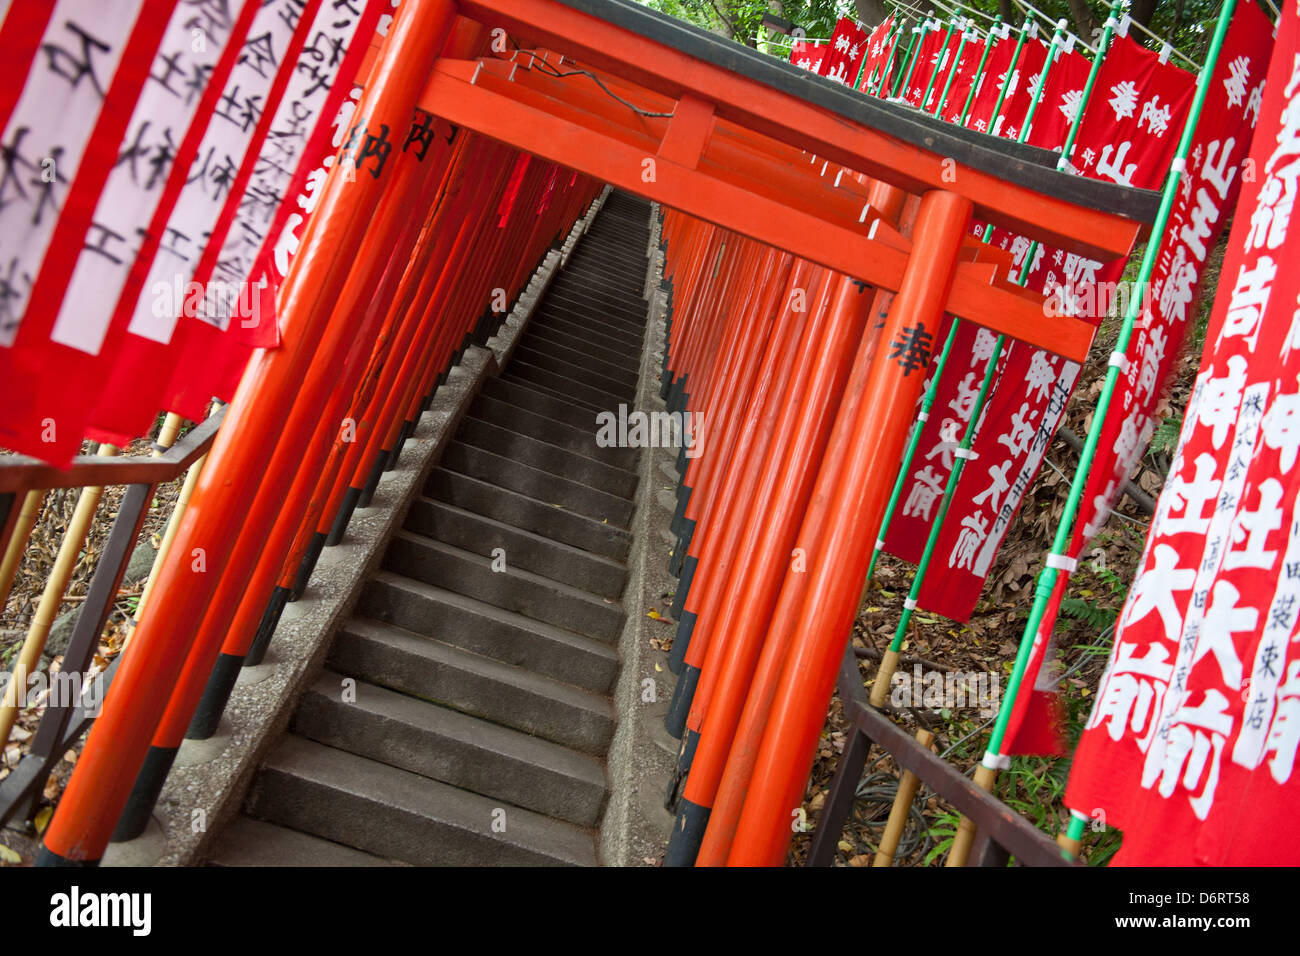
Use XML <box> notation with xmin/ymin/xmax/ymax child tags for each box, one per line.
<box><xmin>38</xmin><ymin>0</ymin><xmax>1164</xmax><ymax>866</ymax></box>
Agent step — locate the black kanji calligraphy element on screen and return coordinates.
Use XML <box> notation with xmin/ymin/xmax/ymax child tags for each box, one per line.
<box><xmin>888</xmin><ymin>322</ymin><xmax>933</xmax><ymax>376</ymax></box>
<box><xmin>41</xmin><ymin>21</ymin><xmax>112</xmax><ymax>99</ymax></box>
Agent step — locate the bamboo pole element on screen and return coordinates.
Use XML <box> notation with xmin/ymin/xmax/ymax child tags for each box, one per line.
<box><xmin>124</xmin><ymin>410</ymin><xmax>208</xmax><ymax>654</ymax></box>
<box><xmin>874</xmin><ymin>729</ymin><xmax>935</xmax><ymax>866</ymax></box>
<box><xmin>0</xmin><ymin>444</ymin><xmax>118</xmax><ymax>747</ymax></box>
<box><xmin>950</xmin><ymin>0</ymin><xmax>1239</xmax><ymax>867</ymax></box>
<box><xmin>0</xmin><ymin>490</ymin><xmax>46</xmax><ymax>612</ymax></box>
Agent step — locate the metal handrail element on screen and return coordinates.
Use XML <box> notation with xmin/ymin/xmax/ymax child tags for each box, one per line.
<box><xmin>0</xmin><ymin>407</ymin><xmax>226</xmax><ymax>828</ymax></box>
<box><xmin>0</xmin><ymin>408</ymin><xmax>225</xmax><ymax>494</ymax></box>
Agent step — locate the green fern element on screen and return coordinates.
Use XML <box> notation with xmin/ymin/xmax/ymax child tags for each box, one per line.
<box><xmin>1150</xmin><ymin>414</ymin><xmax>1183</xmax><ymax>457</ymax></box>
<box><xmin>1061</xmin><ymin>597</ymin><xmax>1116</xmax><ymax>631</ymax></box>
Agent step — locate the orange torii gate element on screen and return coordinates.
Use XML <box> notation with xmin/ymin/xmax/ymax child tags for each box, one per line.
<box><xmin>39</xmin><ymin>0</ymin><xmax>1159</xmax><ymax>866</ymax></box>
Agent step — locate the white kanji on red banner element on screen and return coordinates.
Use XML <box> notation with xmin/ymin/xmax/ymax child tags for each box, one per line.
<box><xmin>1066</xmin><ymin>6</ymin><xmax>1300</xmax><ymax>864</ymax></box>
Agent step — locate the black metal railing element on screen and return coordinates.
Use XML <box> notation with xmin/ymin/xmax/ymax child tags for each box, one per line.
<box><xmin>0</xmin><ymin>408</ymin><xmax>225</xmax><ymax>828</ymax></box>
<box><xmin>805</xmin><ymin>649</ymin><xmax>1075</xmax><ymax>867</ymax></box>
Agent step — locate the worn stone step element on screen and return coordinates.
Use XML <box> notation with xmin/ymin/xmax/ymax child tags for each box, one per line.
<box><xmin>548</xmin><ymin>276</ymin><xmax>648</xmax><ymax>316</ymax></box>
<box><xmin>439</xmin><ymin>441</ymin><xmax>635</xmax><ymax>528</ymax></box>
<box><xmin>497</xmin><ymin>369</ymin><xmax>606</xmax><ymax>414</ymax></box>
<box><xmin>481</xmin><ymin>376</ymin><xmax>611</xmax><ymax>431</ymax></box>
<box><xmin>507</xmin><ymin>360</ymin><xmax>631</xmax><ymax>412</ymax></box>
<box><xmin>358</xmin><ymin>569</ymin><xmax>619</xmax><ymax>693</ymax></box>
<box><xmin>294</xmin><ymin>672</ymin><xmax>608</xmax><ymax>828</ymax></box>
<box><xmin>565</xmin><ymin>245</ymin><xmax>647</xmax><ymax>275</ymax></box>
<box><xmin>469</xmin><ymin>392</ymin><xmax>640</xmax><ymax>472</ymax></box>
<box><xmin>516</xmin><ymin>331</ymin><xmax>642</xmax><ymax>386</ymax></box>
<box><xmin>528</xmin><ymin>313</ymin><xmax>643</xmax><ymax>360</ymax></box>
<box><xmin>536</xmin><ymin>297</ymin><xmax>646</xmax><ymax>341</ymax></box>
<box><xmin>330</xmin><ymin>616</ymin><xmax>615</xmax><ymax>755</ymax></box>
<box><xmin>383</xmin><ymin>532</ymin><xmax>625</xmax><ymax>644</ymax></box>
<box><xmin>404</xmin><ymin>496</ymin><xmax>629</xmax><ymax>599</ymax></box>
<box><xmin>248</xmin><ymin>735</ymin><xmax>598</xmax><ymax>866</ymax></box>
<box><xmin>520</xmin><ymin>323</ymin><xmax>642</xmax><ymax>375</ymax></box>
<box><xmin>456</xmin><ymin>416</ymin><xmax>638</xmax><ymax>501</ymax></box>
<box><xmin>510</xmin><ymin>344</ymin><xmax>638</xmax><ymax>401</ymax></box>
<box><xmin>532</xmin><ymin>301</ymin><xmax>644</xmax><ymax>346</ymax></box>
<box><xmin>425</xmin><ymin>468</ymin><xmax>631</xmax><ymax>561</ymax></box>
<box><xmin>207</xmin><ymin>816</ymin><xmax>402</xmax><ymax>867</ymax></box>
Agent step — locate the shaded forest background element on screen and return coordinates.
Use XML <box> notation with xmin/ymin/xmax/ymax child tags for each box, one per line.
<box><xmin>637</xmin><ymin>0</ymin><xmax>1223</xmax><ymax>62</ymax></box>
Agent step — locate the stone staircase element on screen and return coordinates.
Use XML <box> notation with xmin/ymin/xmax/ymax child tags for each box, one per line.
<box><xmin>208</xmin><ymin>192</ymin><xmax>653</xmax><ymax>866</ymax></box>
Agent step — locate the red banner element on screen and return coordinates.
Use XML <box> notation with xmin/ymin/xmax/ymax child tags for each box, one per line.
<box><xmin>1023</xmin><ymin>45</ymin><xmax>1092</xmax><ymax>151</ymax></box>
<box><xmin>790</xmin><ymin>38</ymin><xmax>826</xmax><ymax>74</ymax></box>
<box><xmin>883</xmin><ymin>31</ymin><xmax>1197</xmax><ymax>625</ymax></box>
<box><xmin>857</xmin><ymin>15</ymin><xmax>895</xmax><ymax>94</ymax></box>
<box><xmin>0</xmin><ymin>0</ymin><xmax>178</xmax><ymax>464</ymax></box>
<box><xmin>1003</xmin><ymin>2</ymin><xmax>1275</xmax><ymax>758</ymax></box>
<box><xmin>1066</xmin><ymin>5</ymin><xmax>1299</xmax><ymax>864</ymax></box>
<box><xmin>1065</xmin><ymin>33</ymin><xmax>1197</xmax><ymax>186</ymax></box>
<box><xmin>818</xmin><ymin>17</ymin><xmax>869</xmax><ymax>87</ymax></box>
<box><xmin>963</xmin><ymin>29</ymin><xmax>1022</xmax><ymax>133</ymax></box>
<box><xmin>899</xmin><ymin>24</ymin><xmax>947</xmax><ymax>107</ymax></box>
<box><xmin>934</xmin><ymin>32</ymin><xmax>988</xmax><ymax>123</ymax></box>
<box><xmin>86</xmin><ymin>0</ymin><xmax>385</xmax><ymax>443</ymax></box>
<box><xmin>987</xmin><ymin>37</ymin><xmax>1048</xmax><ymax>139</ymax></box>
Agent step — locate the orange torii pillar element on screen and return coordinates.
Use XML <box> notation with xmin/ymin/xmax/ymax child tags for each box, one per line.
<box><xmin>726</xmin><ymin>188</ymin><xmax>972</xmax><ymax>866</ymax></box>
<box><xmin>37</xmin><ymin>0</ymin><xmax>459</xmax><ymax>867</ymax></box>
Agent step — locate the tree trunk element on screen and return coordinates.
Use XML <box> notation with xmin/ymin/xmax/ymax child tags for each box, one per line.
<box><xmin>853</xmin><ymin>0</ymin><xmax>889</xmax><ymax>27</ymax></box>
<box><xmin>1129</xmin><ymin>0</ymin><xmax>1158</xmax><ymax>30</ymax></box>
<box><xmin>1064</xmin><ymin>0</ymin><xmax>1100</xmax><ymax>43</ymax></box>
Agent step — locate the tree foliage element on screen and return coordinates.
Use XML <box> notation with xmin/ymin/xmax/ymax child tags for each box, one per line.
<box><xmin>636</xmin><ymin>0</ymin><xmax>1234</xmax><ymax>63</ymax></box>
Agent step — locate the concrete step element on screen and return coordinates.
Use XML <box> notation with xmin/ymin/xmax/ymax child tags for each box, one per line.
<box><xmin>294</xmin><ymin>672</ymin><xmax>608</xmax><ymax>828</ymax></box>
<box><xmin>548</xmin><ymin>276</ymin><xmax>648</xmax><ymax>317</ymax></box>
<box><xmin>456</xmin><ymin>415</ymin><xmax>638</xmax><ymax>501</ymax></box>
<box><xmin>481</xmin><ymin>376</ymin><xmax>611</xmax><ymax>431</ymax></box>
<box><xmin>530</xmin><ymin>310</ymin><xmax>643</xmax><ymax>356</ymax></box>
<box><xmin>565</xmin><ymin>245</ymin><xmax>647</xmax><ymax>274</ymax></box>
<box><xmin>425</xmin><ymin>468</ymin><xmax>631</xmax><ymax>561</ymax></box>
<box><xmin>330</xmin><ymin>616</ymin><xmax>615</xmax><ymax>755</ymax></box>
<box><xmin>536</xmin><ymin>297</ymin><xmax>645</xmax><ymax>341</ymax></box>
<box><xmin>510</xmin><ymin>344</ymin><xmax>638</xmax><ymax>401</ymax></box>
<box><xmin>207</xmin><ymin>816</ymin><xmax>402</xmax><ymax>867</ymax></box>
<box><xmin>520</xmin><ymin>323</ymin><xmax>642</xmax><ymax>375</ymax></box>
<box><xmin>358</xmin><ymin>569</ymin><xmax>619</xmax><ymax>693</ymax></box>
<box><xmin>515</xmin><ymin>332</ymin><xmax>642</xmax><ymax>388</ymax></box>
<box><xmin>439</xmin><ymin>441</ymin><xmax>635</xmax><ymax>528</ymax></box>
<box><xmin>506</xmin><ymin>360</ymin><xmax>631</xmax><ymax>411</ymax></box>
<box><xmin>404</xmin><ymin>496</ymin><xmax>629</xmax><ymax>600</ymax></box>
<box><xmin>383</xmin><ymin>532</ymin><xmax>626</xmax><ymax>644</ymax></box>
<box><xmin>248</xmin><ymin>735</ymin><xmax>598</xmax><ymax>866</ymax></box>
<box><xmin>469</xmin><ymin>392</ymin><xmax>640</xmax><ymax>472</ymax></box>
<box><xmin>498</xmin><ymin>369</ymin><xmax>606</xmax><ymax>414</ymax></box>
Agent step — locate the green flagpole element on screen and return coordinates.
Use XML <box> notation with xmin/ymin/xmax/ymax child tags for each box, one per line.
<box><xmin>868</xmin><ymin>20</ymin><xmax>1068</xmax><ymax>708</ymax></box>
<box><xmin>932</xmin><ymin>18</ymin><xmax>974</xmax><ymax>116</ymax></box>
<box><xmin>866</xmin><ymin>16</ymin><xmax>1047</xmax><ymax>582</ymax></box>
<box><xmin>893</xmin><ymin>15</ymin><xmax>932</xmax><ymax>99</ymax></box>
<box><xmin>919</xmin><ymin>16</ymin><xmax>959</xmax><ymax>110</ymax></box>
<box><xmin>945</xmin><ymin>0</ymin><xmax>1239</xmax><ymax>866</ymax></box>
<box><xmin>870</xmin><ymin>16</ymin><xmax>906</xmax><ymax>96</ymax></box>
<box><xmin>1055</xmin><ymin>1</ymin><xmax>1123</xmax><ymax>171</ymax></box>
<box><xmin>956</xmin><ymin>16</ymin><xmax>1002</xmax><ymax>126</ymax></box>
